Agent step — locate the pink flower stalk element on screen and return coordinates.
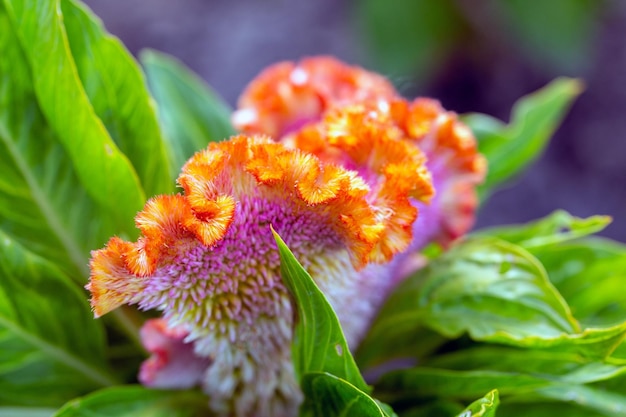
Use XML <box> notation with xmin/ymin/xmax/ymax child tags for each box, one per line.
<box><xmin>87</xmin><ymin>134</ymin><xmax>433</xmax><ymax>416</ymax></box>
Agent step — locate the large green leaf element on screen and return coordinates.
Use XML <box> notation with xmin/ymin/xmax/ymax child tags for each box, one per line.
<box><xmin>534</xmin><ymin>238</ymin><xmax>626</xmax><ymax>328</ymax></box>
<box><xmin>424</xmin><ymin>346</ymin><xmax>626</xmax><ymax>383</ymax></box>
<box><xmin>53</xmin><ymin>386</ymin><xmax>210</xmax><ymax>417</ymax></box>
<box><xmin>272</xmin><ymin>229</ymin><xmax>368</xmax><ymax>391</ymax></box>
<box><xmin>377</xmin><ymin>367</ymin><xmax>626</xmax><ymax>416</ymax></box>
<box><xmin>0</xmin><ymin>2</ymin><xmax>124</xmax><ymax>279</ymax></box>
<box><xmin>1</xmin><ymin>0</ymin><xmax>144</xmax><ymax>230</ymax></box>
<box><xmin>409</xmin><ymin>238</ymin><xmax>580</xmax><ymax>338</ymax></box>
<box><xmin>0</xmin><ymin>230</ymin><xmax>116</xmax><ymax>407</ymax></box>
<box><xmin>456</xmin><ymin>390</ymin><xmax>499</xmax><ymax>417</ymax></box>
<box><xmin>60</xmin><ymin>0</ymin><xmax>173</xmax><ymax>197</ymax></box>
<box><xmin>301</xmin><ymin>373</ymin><xmax>389</xmax><ymax>417</ymax></box>
<box><xmin>536</xmin><ymin>384</ymin><xmax>626</xmax><ymax>416</ymax></box>
<box><xmin>364</xmin><ymin>238</ymin><xmax>581</xmax><ymax>358</ymax></box>
<box><xmin>417</xmin><ymin>238</ymin><xmax>626</xmax><ymax>358</ymax></box>
<box><xmin>475</xmin><ymin>210</ymin><xmax>611</xmax><ymax>251</ymax></box>
<box><xmin>140</xmin><ymin>49</ymin><xmax>234</xmax><ymax>176</ymax></box>
<box><xmin>463</xmin><ymin>78</ymin><xmax>581</xmax><ymax>199</ymax></box>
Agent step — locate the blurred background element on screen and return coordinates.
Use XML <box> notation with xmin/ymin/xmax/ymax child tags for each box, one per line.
<box><xmin>83</xmin><ymin>0</ymin><xmax>625</xmax><ymax>242</ymax></box>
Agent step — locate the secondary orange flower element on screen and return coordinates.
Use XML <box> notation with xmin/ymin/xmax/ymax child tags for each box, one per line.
<box><xmin>87</xmin><ymin>134</ymin><xmax>433</xmax><ymax>417</ymax></box>
<box><xmin>233</xmin><ymin>56</ymin><xmax>396</xmax><ymax>138</ymax></box>
<box><xmin>234</xmin><ymin>56</ymin><xmax>486</xmax><ymax>265</ymax></box>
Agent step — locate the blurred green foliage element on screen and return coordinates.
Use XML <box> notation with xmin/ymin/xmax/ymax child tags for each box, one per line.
<box><xmin>355</xmin><ymin>0</ymin><xmax>606</xmax><ymax>87</ymax></box>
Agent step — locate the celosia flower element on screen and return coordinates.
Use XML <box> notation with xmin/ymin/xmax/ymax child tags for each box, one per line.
<box><xmin>233</xmin><ymin>56</ymin><xmax>486</xmax><ymax>274</ymax></box>
<box><xmin>232</xmin><ymin>56</ymin><xmax>396</xmax><ymax>138</ymax></box>
<box><xmin>87</xmin><ymin>135</ymin><xmax>433</xmax><ymax>417</ymax></box>
<box><xmin>387</xmin><ymin>98</ymin><xmax>487</xmax><ymax>251</ymax></box>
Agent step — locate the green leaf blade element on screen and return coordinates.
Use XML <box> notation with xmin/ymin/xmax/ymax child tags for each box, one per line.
<box><xmin>0</xmin><ymin>2</ymin><xmax>133</xmax><ymax>278</ymax></box>
<box><xmin>53</xmin><ymin>386</ymin><xmax>210</xmax><ymax>417</ymax></box>
<box><xmin>301</xmin><ymin>372</ymin><xmax>388</xmax><ymax>417</ymax></box>
<box><xmin>2</xmin><ymin>0</ymin><xmax>145</xmax><ymax>230</ymax></box>
<box><xmin>377</xmin><ymin>367</ymin><xmax>548</xmax><ymax>403</ymax></box>
<box><xmin>464</xmin><ymin>78</ymin><xmax>582</xmax><ymax>199</ymax></box>
<box><xmin>0</xmin><ymin>230</ymin><xmax>115</xmax><ymax>407</ymax></box>
<box><xmin>534</xmin><ymin>238</ymin><xmax>626</xmax><ymax>328</ymax></box>
<box><xmin>141</xmin><ymin>49</ymin><xmax>235</xmax><ymax>176</ymax></box>
<box><xmin>60</xmin><ymin>0</ymin><xmax>173</xmax><ymax>197</ymax></box>
<box><xmin>456</xmin><ymin>389</ymin><xmax>499</xmax><ymax>417</ymax></box>
<box><xmin>475</xmin><ymin>210</ymin><xmax>612</xmax><ymax>250</ymax></box>
<box><xmin>367</xmin><ymin>238</ymin><xmax>579</xmax><ymax>352</ymax></box>
<box><xmin>272</xmin><ymin>229</ymin><xmax>368</xmax><ymax>392</ymax></box>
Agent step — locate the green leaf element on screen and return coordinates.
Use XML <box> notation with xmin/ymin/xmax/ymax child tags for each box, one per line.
<box><xmin>534</xmin><ymin>238</ymin><xmax>626</xmax><ymax>327</ymax></box>
<box><xmin>475</xmin><ymin>210</ymin><xmax>611</xmax><ymax>251</ymax></box>
<box><xmin>0</xmin><ymin>2</ymin><xmax>127</xmax><ymax>278</ymax></box>
<box><xmin>365</xmin><ymin>238</ymin><xmax>579</xmax><ymax>355</ymax></box>
<box><xmin>463</xmin><ymin>78</ymin><xmax>582</xmax><ymax>199</ymax></box>
<box><xmin>0</xmin><ymin>230</ymin><xmax>116</xmax><ymax>407</ymax></box>
<box><xmin>422</xmin><ymin>346</ymin><xmax>626</xmax><ymax>405</ymax></box>
<box><xmin>537</xmin><ymin>384</ymin><xmax>626</xmax><ymax>416</ymax></box>
<box><xmin>60</xmin><ymin>0</ymin><xmax>173</xmax><ymax>197</ymax></box>
<box><xmin>415</xmin><ymin>238</ymin><xmax>580</xmax><ymax>338</ymax></box>
<box><xmin>0</xmin><ymin>408</ymin><xmax>55</xmax><ymax>417</ymax></box>
<box><xmin>1</xmin><ymin>0</ymin><xmax>145</xmax><ymax>230</ymax></box>
<box><xmin>456</xmin><ymin>390</ymin><xmax>499</xmax><ymax>417</ymax></box>
<box><xmin>141</xmin><ymin>49</ymin><xmax>235</xmax><ymax>176</ymax></box>
<box><xmin>376</xmin><ymin>368</ymin><xmax>549</xmax><ymax>403</ymax></box>
<box><xmin>497</xmin><ymin>402</ymin><xmax>606</xmax><ymax>417</ymax></box>
<box><xmin>425</xmin><ymin>346</ymin><xmax>626</xmax><ymax>384</ymax></box>
<box><xmin>377</xmin><ymin>367</ymin><xmax>626</xmax><ymax>416</ymax></box>
<box><xmin>53</xmin><ymin>386</ymin><xmax>210</xmax><ymax>417</ymax></box>
<box><xmin>272</xmin><ymin>229</ymin><xmax>368</xmax><ymax>391</ymax></box>
<box><xmin>301</xmin><ymin>372</ymin><xmax>389</xmax><ymax>417</ymax></box>
<box><xmin>399</xmin><ymin>401</ymin><xmax>465</xmax><ymax>417</ymax></box>
<box><xmin>420</xmin><ymin>238</ymin><xmax>626</xmax><ymax>359</ymax></box>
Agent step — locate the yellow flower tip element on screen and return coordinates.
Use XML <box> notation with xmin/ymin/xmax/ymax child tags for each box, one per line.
<box><xmin>88</xmin><ymin>237</ymin><xmax>145</xmax><ymax>318</ymax></box>
<box><xmin>183</xmin><ymin>196</ymin><xmax>236</xmax><ymax>248</ymax></box>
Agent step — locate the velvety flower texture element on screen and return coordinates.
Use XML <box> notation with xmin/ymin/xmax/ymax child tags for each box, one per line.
<box><xmin>88</xmin><ymin>133</ymin><xmax>433</xmax><ymax>416</ymax></box>
<box><xmin>234</xmin><ymin>56</ymin><xmax>487</xmax><ymax>271</ymax></box>
<box><xmin>88</xmin><ymin>56</ymin><xmax>485</xmax><ymax>417</ymax></box>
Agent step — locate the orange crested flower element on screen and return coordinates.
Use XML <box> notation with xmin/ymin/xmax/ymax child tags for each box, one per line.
<box><xmin>234</xmin><ymin>56</ymin><xmax>486</xmax><ymax>255</ymax></box>
<box><xmin>287</xmin><ymin>104</ymin><xmax>435</xmax><ymax>263</ymax></box>
<box><xmin>87</xmin><ymin>135</ymin><xmax>432</xmax><ymax>417</ymax></box>
<box><xmin>232</xmin><ymin>56</ymin><xmax>397</xmax><ymax>138</ymax></box>
<box><xmin>389</xmin><ymin>98</ymin><xmax>487</xmax><ymax>249</ymax></box>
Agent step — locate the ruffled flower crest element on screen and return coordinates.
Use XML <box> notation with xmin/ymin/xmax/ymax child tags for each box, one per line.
<box><xmin>87</xmin><ymin>134</ymin><xmax>434</xmax><ymax>417</ymax></box>
<box><xmin>233</xmin><ymin>56</ymin><xmax>486</xmax><ymax>253</ymax></box>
